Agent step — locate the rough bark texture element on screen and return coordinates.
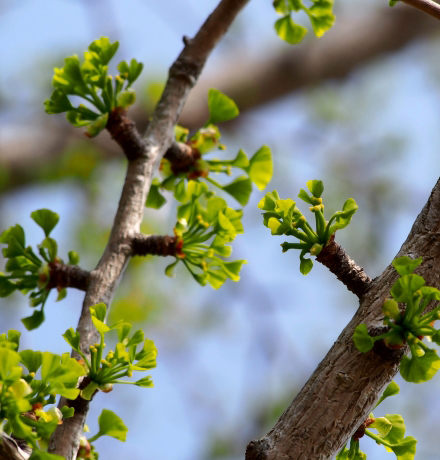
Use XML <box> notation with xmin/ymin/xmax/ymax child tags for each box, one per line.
<box><xmin>132</xmin><ymin>234</ymin><xmax>177</xmax><ymax>257</ymax></box>
<box><xmin>47</xmin><ymin>1</ymin><xmax>251</xmax><ymax>458</ymax></box>
<box><xmin>0</xmin><ymin>8</ymin><xmax>437</xmax><ymax>193</ymax></box>
<box><xmin>47</xmin><ymin>263</ymin><xmax>90</xmax><ymax>292</ymax></box>
<box><xmin>316</xmin><ymin>236</ymin><xmax>372</xmax><ymax>298</ymax></box>
<box><xmin>246</xmin><ymin>178</ymin><xmax>440</xmax><ymax>459</ymax></box>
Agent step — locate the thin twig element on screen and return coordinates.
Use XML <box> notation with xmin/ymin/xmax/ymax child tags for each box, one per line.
<box><xmin>132</xmin><ymin>234</ymin><xmax>177</xmax><ymax>257</ymax></box>
<box><xmin>47</xmin><ymin>263</ymin><xmax>90</xmax><ymax>291</ymax></box>
<box><xmin>47</xmin><ymin>1</ymin><xmax>250</xmax><ymax>458</ymax></box>
<box><xmin>316</xmin><ymin>236</ymin><xmax>372</xmax><ymax>299</ymax></box>
<box><xmin>400</xmin><ymin>0</ymin><xmax>440</xmax><ymax>21</ymax></box>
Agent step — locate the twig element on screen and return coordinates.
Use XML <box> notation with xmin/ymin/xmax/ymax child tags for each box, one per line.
<box><xmin>316</xmin><ymin>235</ymin><xmax>372</xmax><ymax>299</ymax></box>
<box><xmin>400</xmin><ymin>0</ymin><xmax>440</xmax><ymax>21</ymax></box>
<box><xmin>47</xmin><ymin>1</ymin><xmax>250</xmax><ymax>458</ymax></box>
<box><xmin>132</xmin><ymin>234</ymin><xmax>177</xmax><ymax>257</ymax></box>
<box><xmin>47</xmin><ymin>263</ymin><xmax>90</xmax><ymax>291</ymax></box>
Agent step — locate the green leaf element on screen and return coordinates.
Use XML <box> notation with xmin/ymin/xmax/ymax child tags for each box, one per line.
<box><xmin>375</xmin><ymin>381</ymin><xmax>399</xmax><ymax>408</ymax></box>
<box><xmin>91</xmin><ymin>303</ymin><xmax>107</xmax><ymax>322</ymax></box>
<box><xmin>66</xmin><ymin>110</ymin><xmax>93</xmax><ymax>127</ymax></box>
<box><xmin>400</xmin><ymin>349</ymin><xmax>440</xmax><ymax>383</ymax></box>
<box><xmin>353</xmin><ymin>324</ymin><xmax>374</xmax><ymax>352</ymax></box>
<box><xmin>146</xmin><ymin>179</ymin><xmax>167</xmax><ymax>209</ymax></box>
<box><xmin>62</xmin><ymin>328</ymin><xmax>81</xmax><ymax>352</ymax></box>
<box><xmin>370</xmin><ymin>416</ymin><xmax>392</xmax><ymax>437</ymax></box>
<box><xmin>89</xmin><ymin>409</ymin><xmax>128</xmax><ymax>442</ymax></box>
<box><xmin>231</xmin><ymin>149</ymin><xmax>250</xmax><ymax>168</ymax></box>
<box><xmin>0</xmin><ymin>224</ymin><xmax>26</xmax><ymax>247</ymax></box>
<box><xmin>306</xmin><ymin>179</ymin><xmax>324</xmax><ymax>198</ymax></box>
<box><xmin>40</xmin><ymin>237</ymin><xmax>58</xmax><ymax>261</ymax></box>
<box><xmin>381</xmin><ymin>414</ymin><xmax>406</xmax><ymax>445</ymax></box>
<box><xmin>135</xmin><ymin>376</ymin><xmax>154</xmax><ymax>387</ymax></box>
<box><xmin>391</xmin><ymin>274</ymin><xmax>425</xmax><ymax>303</ymax></box>
<box><xmin>0</xmin><ymin>347</ymin><xmax>21</xmax><ymax>379</ymax></box>
<box><xmin>329</xmin><ymin>198</ymin><xmax>358</xmax><ymax>232</ymax></box>
<box><xmin>92</xmin><ymin>316</ymin><xmax>110</xmax><ymax>335</ymax></box>
<box><xmin>222</xmin><ymin>260</ymin><xmax>246</xmax><ymax>281</ymax></box>
<box><xmin>392</xmin><ymin>257</ymin><xmax>423</xmax><ymax>276</ymax></box>
<box><xmin>116</xmin><ymin>89</ymin><xmax>136</xmax><ymax>108</ymax></box>
<box><xmin>258</xmin><ymin>190</ymin><xmax>280</xmax><ymax>211</ymax></box>
<box><xmin>44</xmin><ymin>89</ymin><xmax>74</xmax><ymax>114</ymax></box>
<box><xmin>306</xmin><ymin>0</ymin><xmax>335</xmax><ymax>37</ymax></box>
<box><xmin>165</xmin><ymin>259</ymin><xmax>179</xmax><ymax>278</ymax></box>
<box><xmin>298</xmin><ymin>189</ymin><xmax>314</xmax><ymax>204</ymax></box>
<box><xmin>61</xmin><ymin>406</ymin><xmax>75</xmax><ymax>419</ymax></box>
<box><xmin>207</xmin><ymin>89</ymin><xmax>239</xmax><ymax>125</ymax></box>
<box><xmin>0</xmin><ymin>275</ymin><xmax>16</xmax><ymax>297</ymax></box>
<box><xmin>116</xmin><ymin>323</ymin><xmax>132</xmax><ymax>343</ymax></box>
<box><xmin>29</xmin><ymin>450</ymin><xmax>65</xmax><ymax>460</ymax></box>
<box><xmin>22</xmin><ymin>310</ymin><xmax>45</xmax><ymax>331</ymax></box>
<box><xmin>274</xmin><ymin>15</ymin><xmax>307</xmax><ymax>44</ymax></box>
<box><xmin>86</xmin><ymin>112</ymin><xmax>108</xmax><ymax>138</ymax></box>
<box><xmin>222</xmin><ymin>176</ymin><xmax>252</xmax><ymax>206</ymax></box>
<box><xmin>389</xmin><ymin>436</ymin><xmax>417</xmax><ymax>460</ymax></box>
<box><xmin>88</xmin><ymin>37</ymin><xmax>119</xmax><ymax>65</ymax></box>
<box><xmin>31</xmin><ymin>209</ymin><xmax>59</xmax><ymax>237</ymax></box>
<box><xmin>247</xmin><ymin>146</ymin><xmax>273</xmax><ymax>191</ymax></box>
<box><xmin>68</xmin><ymin>250</ymin><xmax>80</xmax><ymax>265</ymax></box>
<box><xmin>19</xmin><ymin>349</ymin><xmax>43</xmax><ymax>373</ymax></box>
<box><xmin>7</xmin><ymin>330</ymin><xmax>20</xmax><ymax>349</ymax></box>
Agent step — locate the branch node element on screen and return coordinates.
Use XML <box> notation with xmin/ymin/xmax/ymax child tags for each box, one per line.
<box><xmin>132</xmin><ymin>234</ymin><xmax>177</xmax><ymax>257</ymax></box>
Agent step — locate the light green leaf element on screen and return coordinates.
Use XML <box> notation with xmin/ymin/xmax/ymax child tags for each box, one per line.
<box><xmin>274</xmin><ymin>15</ymin><xmax>307</xmax><ymax>44</ymax></box>
<box><xmin>353</xmin><ymin>324</ymin><xmax>374</xmax><ymax>353</ymax></box>
<box><xmin>389</xmin><ymin>436</ymin><xmax>417</xmax><ymax>460</ymax></box>
<box><xmin>0</xmin><ymin>224</ymin><xmax>25</xmax><ymax>247</ymax></box>
<box><xmin>247</xmin><ymin>146</ymin><xmax>273</xmax><ymax>191</ymax></box>
<box><xmin>392</xmin><ymin>257</ymin><xmax>423</xmax><ymax>276</ymax></box>
<box><xmin>68</xmin><ymin>250</ymin><xmax>80</xmax><ymax>265</ymax></box>
<box><xmin>299</xmin><ymin>257</ymin><xmax>313</xmax><ymax>275</ymax></box>
<box><xmin>89</xmin><ymin>409</ymin><xmax>128</xmax><ymax>443</ymax></box>
<box><xmin>329</xmin><ymin>198</ymin><xmax>358</xmax><ymax>232</ymax></box>
<box><xmin>222</xmin><ymin>176</ymin><xmax>252</xmax><ymax>206</ymax></box>
<box><xmin>370</xmin><ymin>416</ymin><xmax>392</xmax><ymax>437</ymax></box>
<box><xmin>375</xmin><ymin>381</ymin><xmax>399</xmax><ymax>408</ymax></box>
<box><xmin>207</xmin><ymin>89</ymin><xmax>239</xmax><ymax>125</ymax></box>
<box><xmin>44</xmin><ymin>89</ymin><xmax>74</xmax><ymax>114</ymax></box>
<box><xmin>29</xmin><ymin>450</ymin><xmax>65</xmax><ymax>460</ymax></box>
<box><xmin>298</xmin><ymin>189</ymin><xmax>314</xmax><ymax>204</ymax></box>
<box><xmin>146</xmin><ymin>180</ymin><xmax>167</xmax><ymax>209</ymax></box>
<box><xmin>0</xmin><ymin>275</ymin><xmax>17</xmax><ymax>297</ymax></box>
<box><xmin>88</xmin><ymin>37</ymin><xmax>119</xmax><ymax>65</ymax></box>
<box><xmin>258</xmin><ymin>190</ymin><xmax>280</xmax><ymax>211</ymax></box>
<box><xmin>40</xmin><ymin>237</ymin><xmax>58</xmax><ymax>261</ymax></box>
<box><xmin>116</xmin><ymin>90</ymin><xmax>136</xmax><ymax>108</ymax></box>
<box><xmin>306</xmin><ymin>179</ymin><xmax>324</xmax><ymax>198</ymax></box>
<box><xmin>86</xmin><ymin>112</ymin><xmax>108</xmax><ymax>138</ymax></box>
<box><xmin>135</xmin><ymin>376</ymin><xmax>154</xmax><ymax>387</ymax></box>
<box><xmin>90</xmin><ymin>303</ymin><xmax>107</xmax><ymax>322</ymax></box>
<box><xmin>381</xmin><ymin>414</ymin><xmax>406</xmax><ymax>445</ymax></box>
<box><xmin>391</xmin><ymin>274</ymin><xmax>425</xmax><ymax>303</ymax></box>
<box><xmin>19</xmin><ymin>350</ymin><xmax>43</xmax><ymax>373</ymax></box>
<box><xmin>306</xmin><ymin>0</ymin><xmax>335</xmax><ymax>37</ymax></box>
<box><xmin>0</xmin><ymin>347</ymin><xmax>21</xmax><ymax>380</ymax></box>
<box><xmin>400</xmin><ymin>349</ymin><xmax>440</xmax><ymax>383</ymax></box>
<box><xmin>62</xmin><ymin>328</ymin><xmax>81</xmax><ymax>352</ymax></box>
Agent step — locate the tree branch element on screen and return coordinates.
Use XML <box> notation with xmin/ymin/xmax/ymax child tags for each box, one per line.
<box><xmin>246</xmin><ymin>178</ymin><xmax>440</xmax><ymax>459</ymax></box>
<box><xmin>400</xmin><ymin>0</ymin><xmax>440</xmax><ymax>21</ymax></box>
<box><xmin>47</xmin><ymin>1</ymin><xmax>250</xmax><ymax>458</ymax></box>
<box><xmin>316</xmin><ymin>235</ymin><xmax>372</xmax><ymax>299</ymax></box>
<box><xmin>132</xmin><ymin>234</ymin><xmax>177</xmax><ymax>257</ymax></box>
<box><xmin>47</xmin><ymin>262</ymin><xmax>90</xmax><ymax>291</ymax></box>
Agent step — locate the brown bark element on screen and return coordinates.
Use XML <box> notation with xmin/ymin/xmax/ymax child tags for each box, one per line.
<box><xmin>0</xmin><ymin>7</ymin><xmax>437</xmax><ymax>193</ymax></box>
<box><xmin>246</xmin><ymin>177</ymin><xmax>440</xmax><ymax>459</ymax></box>
<box><xmin>401</xmin><ymin>0</ymin><xmax>440</xmax><ymax>21</ymax></box>
<box><xmin>47</xmin><ymin>262</ymin><xmax>90</xmax><ymax>292</ymax></box>
<box><xmin>132</xmin><ymin>234</ymin><xmax>177</xmax><ymax>257</ymax></box>
<box><xmin>46</xmin><ymin>1</ymin><xmax>251</xmax><ymax>459</ymax></box>
<box><xmin>316</xmin><ymin>236</ymin><xmax>372</xmax><ymax>299</ymax></box>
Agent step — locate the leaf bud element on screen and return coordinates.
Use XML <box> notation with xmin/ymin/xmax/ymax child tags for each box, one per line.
<box><xmin>382</xmin><ymin>299</ymin><xmax>400</xmax><ymax>321</ymax></box>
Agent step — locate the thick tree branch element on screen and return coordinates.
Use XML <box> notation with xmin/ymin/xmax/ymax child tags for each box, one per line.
<box><xmin>47</xmin><ymin>1</ymin><xmax>250</xmax><ymax>458</ymax></box>
<box><xmin>246</xmin><ymin>178</ymin><xmax>440</xmax><ymax>459</ymax></box>
<box><xmin>316</xmin><ymin>236</ymin><xmax>372</xmax><ymax>299</ymax></box>
<box><xmin>401</xmin><ymin>0</ymin><xmax>440</xmax><ymax>21</ymax></box>
<box><xmin>47</xmin><ymin>262</ymin><xmax>90</xmax><ymax>291</ymax></box>
<box><xmin>132</xmin><ymin>234</ymin><xmax>177</xmax><ymax>257</ymax></box>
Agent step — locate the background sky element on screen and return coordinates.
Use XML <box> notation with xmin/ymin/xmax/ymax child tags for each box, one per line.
<box><xmin>1</xmin><ymin>1</ymin><xmax>440</xmax><ymax>459</ymax></box>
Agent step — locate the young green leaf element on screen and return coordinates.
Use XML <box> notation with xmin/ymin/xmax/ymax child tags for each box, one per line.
<box><xmin>19</xmin><ymin>349</ymin><xmax>43</xmax><ymax>373</ymax></box>
<box><xmin>392</xmin><ymin>257</ymin><xmax>423</xmax><ymax>276</ymax></box>
<box><xmin>222</xmin><ymin>176</ymin><xmax>253</xmax><ymax>206</ymax></box>
<box><xmin>88</xmin><ymin>409</ymin><xmax>128</xmax><ymax>443</ymax></box>
<box><xmin>375</xmin><ymin>381</ymin><xmax>399</xmax><ymax>408</ymax></box>
<box><xmin>30</xmin><ymin>209</ymin><xmax>60</xmax><ymax>238</ymax></box>
<box><xmin>306</xmin><ymin>180</ymin><xmax>324</xmax><ymax>198</ymax></box>
<box><xmin>246</xmin><ymin>146</ymin><xmax>273</xmax><ymax>191</ymax></box>
<box><xmin>400</xmin><ymin>349</ymin><xmax>440</xmax><ymax>383</ymax></box>
<box><xmin>274</xmin><ymin>15</ymin><xmax>308</xmax><ymax>44</ymax></box>
<box><xmin>353</xmin><ymin>324</ymin><xmax>374</xmax><ymax>353</ymax></box>
<box><xmin>22</xmin><ymin>310</ymin><xmax>45</xmax><ymax>331</ymax></box>
<box><xmin>207</xmin><ymin>89</ymin><xmax>239</xmax><ymax>125</ymax></box>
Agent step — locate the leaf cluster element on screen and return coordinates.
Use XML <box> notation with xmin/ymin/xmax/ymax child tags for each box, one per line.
<box><xmin>44</xmin><ymin>37</ymin><xmax>143</xmax><ymax>137</ymax></box>
<box><xmin>259</xmin><ymin>180</ymin><xmax>358</xmax><ymax>274</ymax></box>
<box><xmin>336</xmin><ymin>381</ymin><xmax>417</xmax><ymax>460</ymax></box>
<box><xmin>273</xmin><ymin>0</ymin><xmax>335</xmax><ymax>44</ymax></box>
<box><xmin>0</xmin><ymin>209</ymin><xmax>80</xmax><ymax>330</ymax></box>
<box><xmin>146</xmin><ymin>89</ymin><xmax>273</xmax><ymax>209</ymax></box>
<box><xmin>164</xmin><ymin>181</ymin><xmax>246</xmax><ymax>289</ymax></box>
<box><xmin>0</xmin><ymin>331</ymin><xmax>84</xmax><ymax>457</ymax></box>
<box><xmin>354</xmin><ymin>257</ymin><xmax>440</xmax><ymax>383</ymax></box>
<box><xmin>63</xmin><ymin>303</ymin><xmax>157</xmax><ymax>400</ymax></box>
